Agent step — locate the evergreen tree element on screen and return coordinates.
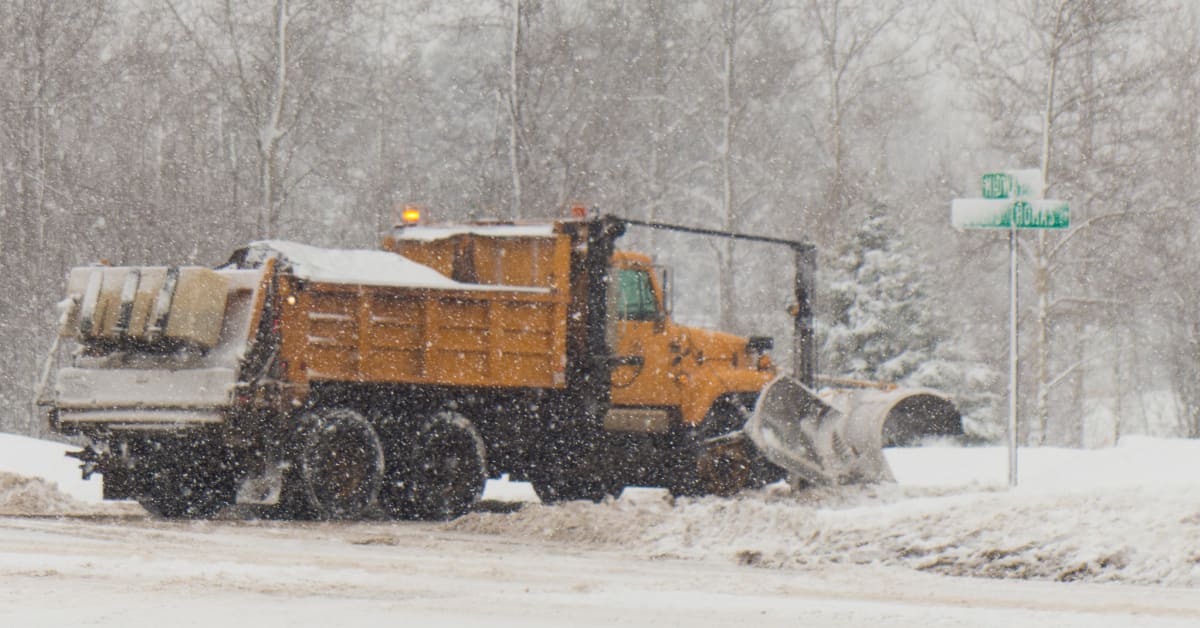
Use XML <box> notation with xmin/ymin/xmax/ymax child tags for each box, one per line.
<box><xmin>820</xmin><ymin>205</ymin><xmax>938</xmax><ymax>383</ymax></box>
<box><xmin>819</xmin><ymin>204</ymin><xmax>1001</xmax><ymax>440</ymax></box>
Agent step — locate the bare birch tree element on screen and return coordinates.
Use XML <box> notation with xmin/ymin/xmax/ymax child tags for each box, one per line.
<box><xmin>800</xmin><ymin>0</ymin><xmax>929</xmax><ymax>243</ymax></box>
<box><xmin>1148</xmin><ymin>3</ymin><xmax>1200</xmax><ymax>438</ymax></box>
<box><xmin>164</xmin><ymin>0</ymin><xmax>363</xmax><ymax>239</ymax></box>
<box><xmin>0</xmin><ymin>0</ymin><xmax>119</xmax><ymax>433</ymax></box>
<box><xmin>951</xmin><ymin>0</ymin><xmax>1160</xmax><ymax>444</ymax></box>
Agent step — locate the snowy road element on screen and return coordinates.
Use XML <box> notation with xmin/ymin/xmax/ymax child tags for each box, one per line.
<box><xmin>4</xmin><ymin>433</ymin><xmax>1200</xmax><ymax>626</ymax></box>
<box><xmin>1</xmin><ymin>513</ymin><xmax>1199</xmax><ymax>628</ymax></box>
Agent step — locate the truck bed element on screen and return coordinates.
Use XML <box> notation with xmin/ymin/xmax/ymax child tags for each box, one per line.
<box><xmin>265</xmin><ymin>240</ymin><xmax>573</xmax><ymax>390</ymax></box>
<box><xmin>282</xmin><ymin>283</ymin><xmax>570</xmax><ymax>388</ymax></box>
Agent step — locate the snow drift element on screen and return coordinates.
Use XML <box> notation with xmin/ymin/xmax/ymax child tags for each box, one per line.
<box><xmin>452</xmin><ymin>439</ymin><xmax>1200</xmax><ymax>588</ymax></box>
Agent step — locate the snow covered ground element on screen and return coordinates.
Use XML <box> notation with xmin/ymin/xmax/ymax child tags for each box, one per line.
<box><xmin>2</xmin><ymin>432</ymin><xmax>1200</xmax><ymax>626</ymax></box>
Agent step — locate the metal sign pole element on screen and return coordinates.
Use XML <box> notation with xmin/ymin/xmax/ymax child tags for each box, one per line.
<box><xmin>952</xmin><ymin>169</ymin><xmax>1071</xmax><ymax>488</ymax></box>
<box><xmin>1008</xmin><ymin>221</ymin><xmax>1019</xmax><ymax>487</ymax></box>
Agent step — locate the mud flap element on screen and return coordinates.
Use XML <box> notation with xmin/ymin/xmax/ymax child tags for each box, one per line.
<box><xmin>744</xmin><ymin>376</ymin><xmax>894</xmax><ymax>487</ymax></box>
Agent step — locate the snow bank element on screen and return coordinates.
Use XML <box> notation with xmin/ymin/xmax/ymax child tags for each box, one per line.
<box><xmin>0</xmin><ymin>433</ymin><xmax>134</xmax><ymax>516</ymax></box>
<box><xmin>887</xmin><ymin>436</ymin><xmax>1200</xmax><ymax>490</ymax></box>
<box><xmin>4</xmin><ymin>430</ymin><xmax>1200</xmax><ymax>587</ymax></box>
<box><xmin>0</xmin><ymin>433</ymin><xmax>102</xmax><ymax>502</ymax></box>
<box><xmin>454</xmin><ymin>439</ymin><xmax>1200</xmax><ymax>588</ymax></box>
<box><xmin>0</xmin><ymin>471</ymin><xmax>94</xmax><ymax>516</ymax></box>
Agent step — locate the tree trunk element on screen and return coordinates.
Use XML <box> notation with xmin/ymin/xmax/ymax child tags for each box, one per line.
<box><xmin>258</xmin><ymin>0</ymin><xmax>291</xmax><ymax>239</ymax></box>
<box><xmin>507</xmin><ymin>0</ymin><xmax>524</xmax><ymax>220</ymax></box>
<box><xmin>1032</xmin><ymin>6</ymin><xmax>1063</xmax><ymax>446</ymax></box>
<box><xmin>718</xmin><ymin>0</ymin><xmax>738</xmax><ymax>332</ymax></box>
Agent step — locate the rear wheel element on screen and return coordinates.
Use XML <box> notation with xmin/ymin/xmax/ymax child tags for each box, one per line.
<box><xmin>380</xmin><ymin>411</ymin><xmax>487</xmax><ymax>521</ymax></box>
<box><xmin>296</xmin><ymin>407</ymin><xmax>385</xmax><ymax>520</ymax></box>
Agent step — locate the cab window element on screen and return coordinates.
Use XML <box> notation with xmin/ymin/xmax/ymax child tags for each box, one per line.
<box><xmin>615</xmin><ymin>269</ymin><xmax>659</xmax><ymax>321</ymax></box>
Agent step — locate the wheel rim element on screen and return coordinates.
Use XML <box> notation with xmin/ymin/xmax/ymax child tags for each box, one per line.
<box><xmin>695</xmin><ymin>440</ymin><xmax>752</xmax><ymax>497</ymax></box>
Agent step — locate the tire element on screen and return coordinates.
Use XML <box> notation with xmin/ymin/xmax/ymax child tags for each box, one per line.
<box><xmin>668</xmin><ymin>402</ymin><xmax>758</xmax><ymax>498</ymax></box>
<box><xmin>380</xmin><ymin>411</ymin><xmax>487</xmax><ymax>521</ymax></box>
<box><xmin>297</xmin><ymin>407</ymin><xmax>385</xmax><ymax>520</ymax></box>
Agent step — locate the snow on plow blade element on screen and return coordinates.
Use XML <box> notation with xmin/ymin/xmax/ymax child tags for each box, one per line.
<box><xmin>744</xmin><ymin>376</ymin><xmax>895</xmax><ymax>487</ymax></box>
<box><xmin>817</xmin><ymin>386</ymin><xmax>963</xmax><ymax>447</ymax></box>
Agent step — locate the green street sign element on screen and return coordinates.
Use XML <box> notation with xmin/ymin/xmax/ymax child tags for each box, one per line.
<box><xmin>951</xmin><ymin>198</ymin><xmax>1070</xmax><ymax>229</ymax></box>
<box><xmin>982</xmin><ymin>169</ymin><xmax>1044</xmax><ymax>200</ymax></box>
<box><xmin>952</xmin><ymin>169</ymin><xmax>1069</xmax><ymax>229</ymax></box>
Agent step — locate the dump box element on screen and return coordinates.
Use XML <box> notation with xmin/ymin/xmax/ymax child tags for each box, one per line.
<box><xmin>265</xmin><ymin>238</ymin><xmax>572</xmax><ymax>390</ymax></box>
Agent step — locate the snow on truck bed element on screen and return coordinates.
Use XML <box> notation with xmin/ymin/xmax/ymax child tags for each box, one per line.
<box><xmin>253</xmin><ymin>240</ymin><xmax>547</xmax><ymax>292</ymax></box>
<box><xmin>392</xmin><ymin>223</ymin><xmax>557</xmax><ymax>242</ymax></box>
<box><xmin>2</xmin><ymin>432</ymin><xmax>1200</xmax><ymax>587</ymax></box>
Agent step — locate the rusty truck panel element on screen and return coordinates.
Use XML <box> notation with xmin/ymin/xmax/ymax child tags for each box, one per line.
<box><xmin>277</xmin><ymin>278</ymin><xmax>571</xmax><ymax>390</ymax></box>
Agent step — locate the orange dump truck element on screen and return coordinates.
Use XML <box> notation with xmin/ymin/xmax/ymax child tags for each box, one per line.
<box><xmin>38</xmin><ymin>215</ymin><xmax>805</xmax><ymax>519</ymax></box>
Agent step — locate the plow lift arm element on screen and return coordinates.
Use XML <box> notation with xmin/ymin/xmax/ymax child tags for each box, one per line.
<box><xmin>618</xmin><ymin>217</ymin><xmax>961</xmax><ymax>487</ymax></box>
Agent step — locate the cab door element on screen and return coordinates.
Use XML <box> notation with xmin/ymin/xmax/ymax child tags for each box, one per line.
<box><xmin>607</xmin><ymin>262</ymin><xmax>682</xmax><ymax>411</ymax></box>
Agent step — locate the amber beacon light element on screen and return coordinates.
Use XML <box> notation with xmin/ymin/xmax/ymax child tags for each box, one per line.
<box><xmin>401</xmin><ymin>206</ymin><xmax>422</xmax><ymax>224</ymax></box>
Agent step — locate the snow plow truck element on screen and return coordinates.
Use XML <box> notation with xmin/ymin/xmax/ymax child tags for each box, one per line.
<box><xmin>36</xmin><ymin>213</ymin><xmax>961</xmax><ymax>519</ymax></box>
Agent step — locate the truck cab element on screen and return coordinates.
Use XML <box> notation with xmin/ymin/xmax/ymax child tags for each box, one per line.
<box><xmin>388</xmin><ymin>215</ymin><xmax>782</xmax><ymax>497</ymax></box>
<box><xmin>607</xmin><ymin>250</ymin><xmax>775</xmax><ymax>431</ymax></box>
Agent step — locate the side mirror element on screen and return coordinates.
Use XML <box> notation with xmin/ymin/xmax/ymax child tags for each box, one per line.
<box><xmin>658</xmin><ymin>266</ymin><xmax>672</xmax><ymax>317</ymax></box>
<box><xmin>747</xmin><ymin>336</ymin><xmax>774</xmax><ymax>353</ymax></box>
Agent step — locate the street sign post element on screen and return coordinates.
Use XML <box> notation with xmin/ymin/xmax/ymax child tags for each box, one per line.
<box><xmin>951</xmin><ymin>170</ymin><xmax>1070</xmax><ymax>488</ymax></box>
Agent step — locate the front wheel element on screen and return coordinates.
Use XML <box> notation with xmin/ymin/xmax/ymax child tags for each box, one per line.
<box><xmin>668</xmin><ymin>402</ymin><xmax>764</xmax><ymax>498</ymax></box>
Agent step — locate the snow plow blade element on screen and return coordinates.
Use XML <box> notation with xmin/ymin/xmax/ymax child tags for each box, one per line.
<box><xmin>744</xmin><ymin>376</ymin><xmax>895</xmax><ymax>487</ymax></box>
<box><xmin>817</xmin><ymin>386</ymin><xmax>963</xmax><ymax>447</ymax></box>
